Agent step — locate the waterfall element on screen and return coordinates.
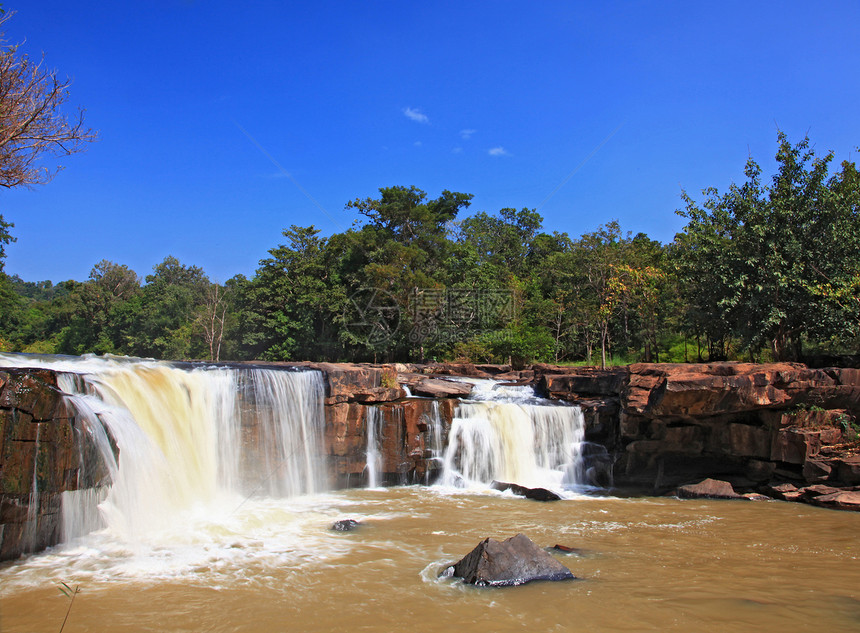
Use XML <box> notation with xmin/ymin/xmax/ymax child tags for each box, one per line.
<box><xmin>1</xmin><ymin>355</ymin><xmax>327</xmax><ymax>544</ymax></box>
<box><xmin>421</xmin><ymin>401</ymin><xmax>446</xmax><ymax>485</ymax></box>
<box><xmin>440</xmin><ymin>380</ymin><xmax>586</xmax><ymax>493</ymax></box>
<box><xmin>365</xmin><ymin>407</ymin><xmax>383</xmax><ymax>488</ymax></box>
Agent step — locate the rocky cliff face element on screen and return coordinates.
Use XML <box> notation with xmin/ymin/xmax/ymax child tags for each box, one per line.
<box><xmin>537</xmin><ymin>362</ymin><xmax>860</xmax><ymax>497</ymax></box>
<box><xmin>0</xmin><ymin>370</ymin><xmax>97</xmax><ymax>560</ymax></box>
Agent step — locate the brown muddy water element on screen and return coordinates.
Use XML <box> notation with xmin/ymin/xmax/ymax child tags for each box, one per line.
<box><xmin>1</xmin><ymin>487</ymin><xmax>858</xmax><ymax>633</ymax></box>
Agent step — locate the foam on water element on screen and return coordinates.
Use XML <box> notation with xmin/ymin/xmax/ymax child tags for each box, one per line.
<box><xmin>0</xmin><ymin>492</ymin><xmax>361</xmax><ymax>591</ymax></box>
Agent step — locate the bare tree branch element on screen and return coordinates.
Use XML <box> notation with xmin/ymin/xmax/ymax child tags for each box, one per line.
<box><xmin>0</xmin><ymin>12</ymin><xmax>97</xmax><ymax>189</ymax></box>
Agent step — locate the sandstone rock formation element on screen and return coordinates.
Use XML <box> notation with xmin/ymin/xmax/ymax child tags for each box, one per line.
<box><xmin>675</xmin><ymin>478</ymin><xmax>742</xmax><ymax>499</ymax></box>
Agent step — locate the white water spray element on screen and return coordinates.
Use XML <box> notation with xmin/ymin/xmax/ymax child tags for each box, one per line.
<box><xmin>440</xmin><ymin>380</ymin><xmax>586</xmax><ymax>492</ymax></box>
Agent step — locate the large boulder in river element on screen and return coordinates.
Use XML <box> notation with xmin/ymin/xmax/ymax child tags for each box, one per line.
<box><xmin>448</xmin><ymin>533</ymin><xmax>575</xmax><ymax>587</ymax></box>
<box><xmin>491</xmin><ymin>481</ymin><xmax>563</xmax><ymax>502</ymax></box>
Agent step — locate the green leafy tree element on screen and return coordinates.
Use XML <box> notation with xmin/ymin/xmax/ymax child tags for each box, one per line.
<box><xmin>341</xmin><ymin>187</ymin><xmax>473</xmax><ymax>361</ymax></box>
<box><xmin>0</xmin><ymin>213</ymin><xmax>13</xmax><ymax>272</ymax></box>
<box><xmin>674</xmin><ymin>133</ymin><xmax>860</xmax><ymax>360</ymax></box>
<box><xmin>52</xmin><ymin>261</ymin><xmax>141</xmax><ymax>355</ymax></box>
<box><xmin>245</xmin><ymin>226</ymin><xmax>346</xmax><ymax>360</ymax></box>
<box><xmin>455</xmin><ymin>207</ymin><xmax>543</xmax><ymax>284</ymax></box>
<box><xmin>116</xmin><ymin>256</ymin><xmax>208</xmax><ymax>359</ymax></box>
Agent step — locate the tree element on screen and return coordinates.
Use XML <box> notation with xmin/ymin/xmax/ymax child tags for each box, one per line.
<box><xmin>54</xmin><ymin>260</ymin><xmax>140</xmax><ymax>355</ymax></box>
<box><xmin>456</xmin><ymin>207</ymin><xmax>543</xmax><ymax>283</ymax></box>
<box><xmin>196</xmin><ymin>281</ymin><xmax>228</xmax><ymax>362</ymax></box>
<box><xmin>0</xmin><ymin>10</ymin><xmax>96</xmax><ymax>277</ymax></box>
<box><xmin>119</xmin><ymin>256</ymin><xmax>209</xmax><ymax>359</ymax></box>
<box><xmin>0</xmin><ymin>11</ymin><xmax>96</xmax><ymax>190</ymax></box>
<box><xmin>573</xmin><ymin>221</ymin><xmax>628</xmax><ymax>368</ymax></box>
<box><xmin>246</xmin><ymin>226</ymin><xmax>345</xmax><ymax>361</ymax></box>
<box><xmin>673</xmin><ymin>133</ymin><xmax>860</xmax><ymax>360</ymax></box>
<box><xmin>343</xmin><ymin>187</ymin><xmax>473</xmax><ymax>360</ymax></box>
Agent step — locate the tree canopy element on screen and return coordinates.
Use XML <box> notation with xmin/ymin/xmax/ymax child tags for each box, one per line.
<box><xmin>674</xmin><ymin>133</ymin><xmax>860</xmax><ymax>360</ymax></box>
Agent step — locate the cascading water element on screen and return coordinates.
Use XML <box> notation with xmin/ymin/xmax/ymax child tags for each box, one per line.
<box><xmin>440</xmin><ymin>379</ymin><xmax>586</xmax><ymax>493</ymax></box>
<box><xmin>423</xmin><ymin>400</ymin><xmax>446</xmax><ymax>483</ymax></box>
<box><xmin>365</xmin><ymin>407</ymin><xmax>383</xmax><ymax>488</ymax></box>
<box><xmin>0</xmin><ymin>355</ymin><xmax>327</xmax><ymax>546</ymax></box>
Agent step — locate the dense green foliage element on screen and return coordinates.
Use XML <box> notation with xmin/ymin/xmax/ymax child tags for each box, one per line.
<box><xmin>1</xmin><ymin>135</ymin><xmax>857</xmax><ymax>365</ymax></box>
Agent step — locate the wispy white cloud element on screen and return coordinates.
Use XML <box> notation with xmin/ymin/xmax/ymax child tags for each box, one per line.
<box><xmin>403</xmin><ymin>107</ymin><xmax>429</xmax><ymax>124</ymax></box>
<box><xmin>460</xmin><ymin>129</ymin><xmax>476</xmax><ymax>140</ymax></box>
<box><xmin>414</xmin><ymin>140</ymin><xmax>422</xmax><ymax>147</ymax></box>
<box><xmin>452</xmin><ymin>147</ymin><xmax>463</xmax><ymax>154</ymax></box>
<box><xmin>488</xmin><ymin>146</ymin><xmax>510</xmax><ymax>157</ymax></box>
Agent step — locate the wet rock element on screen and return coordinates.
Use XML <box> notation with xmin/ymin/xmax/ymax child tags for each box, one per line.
<box><xmin>771</xmin><ymin>428</ymin><xmax>821</xmax><ymax>464</ymax></box>
<box><xmin>427</xmin><ymin>363</ymin><xmax>498</xmax><ymax>379</ymax></box>
<box><xmin>448</xmin><ymin>533</ymin><xmax>575</xmax><ymax>587</ymax></box>
<box><xmin>799</xmin><ymin>484</ymin><xmax>842</xmax><ymax>500</ymax></box>
<box><xmin>742</xmin><ymin>492</ymin><xmax>771</xmax><ymax>501</ymax></box>
<box><xmin>745</xmin><ymin>459</ymin><xmax>777</xmax><ymax>482</ymax></box>
<box><xmin>809</xmin><ymin>490</ymin><xmax>860</xmax><ymax>511</ymax></box>
<box><xmin>300</xmin><ymin>363</ymin><xmax>404</xmax><ymax>405</ymax></box>
<box><xmin>331</xmin><ymin>519</ymin><xmax>361</xmax><ymax>532</ymax></box>
<box><xmin>623</xmin><ymin>362</ymin><xmax>856</xmax><ymax>418</ymax></box>
<box><xmin>727</xmin><ymin>423</ymin><xmax>772</xmax><ymax>459</ymax></box>
<box><xmin>539</xmin><ymin>369</ymin><xmax>627</xmax><ymax>399</ymax></box>
<box><xmin>548</xmin><ymin>544</ymin><xmax>589</xmax><ymax>556</ymax></box>
<box><xmin>761</xmin><ymin>482</ymin><xmax>804</xmax><ymax>501</ymax></box>
<box><xmin>491</xmin><ymin>481</ymin><xmax>563</xmax><ymax>502</ymax></box>
<box><xmin>675</xmin><ymin>478</ymin><xmax>742</xmax><ymax>499</ymax></box>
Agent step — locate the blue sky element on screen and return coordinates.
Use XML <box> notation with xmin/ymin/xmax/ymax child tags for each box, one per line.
<box><xmin>2</xmin><ymin>1</ymin><xmax>858</xmax><ymax>283</ymax></box>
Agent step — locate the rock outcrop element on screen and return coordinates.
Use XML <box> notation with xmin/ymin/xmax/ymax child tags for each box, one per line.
<box><xmin>0</xmin><ymin>369</ymin><xmax>108</xmax><ymax>561</ymax></box>
<box><xmin>325</xmin><ymin>397</ymin><xmax>457</xmax><ymax>488</ymax></box>
<box><xmin>331</xmin><ymin>519</ymin><xmax>361</xmax><ymax>532</ymax></box>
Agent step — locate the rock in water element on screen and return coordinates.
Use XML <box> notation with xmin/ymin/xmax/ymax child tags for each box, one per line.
<box><xmin>491</xmin><ymin>481</ymin><xmax>563</xmax><ymax>502</ymax></box>
<box><xmin>675</xmin><ymin>478</ymin><xmax>742</xmax><ymax>499</ymax></box>
<box><xmin>331</xmin><ymin>519</ymin><xmax>361</xmax><ymax>532</ymax></box>
<box><xmin>450</xmin><ymin>533</ymin><xmax>575</xmax><ymax>586</ymax></box>
<box><xmin>548</xmin><ymin>544</ymin><xmax>589</xmax><ymax>556</ymax></box>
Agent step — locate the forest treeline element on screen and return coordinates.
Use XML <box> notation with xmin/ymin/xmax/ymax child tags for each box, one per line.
<box><xmin>1</xmin><ymin>134</ymin><xmax>858</xmax><ymax>367</ymax></box>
